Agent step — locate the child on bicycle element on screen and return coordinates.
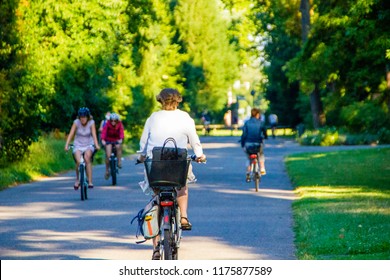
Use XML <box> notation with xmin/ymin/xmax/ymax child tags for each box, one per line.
<box><xmin>241</xmin><ymin>108</ymin><xmax>268</xmax><ymax>182</ymax></box>
<box><xmin>101</xmin><ymin>113</ymin><xmax>125</xmax><ymax>179</ymax></box>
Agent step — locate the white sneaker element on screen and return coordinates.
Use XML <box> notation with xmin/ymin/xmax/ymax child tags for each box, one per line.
<box><xmin>187</xmin><ymin>177</ymin><xmax>197</xmax><ymax>184</ymax></box>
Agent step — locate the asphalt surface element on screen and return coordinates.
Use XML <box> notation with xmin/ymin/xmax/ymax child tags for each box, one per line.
<box><xmin>0</xmin><ymin>137</ymin><xmax>384</xmax><ymax>260</ymax></box>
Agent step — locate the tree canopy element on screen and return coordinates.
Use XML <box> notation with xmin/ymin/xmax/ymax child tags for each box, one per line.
<box><xmin>1</xmin><ymin>0</ymin><xmax>389</xmax><ymax>161</ymax></box>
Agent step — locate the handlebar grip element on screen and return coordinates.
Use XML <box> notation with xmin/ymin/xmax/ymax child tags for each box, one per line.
<box><xmin>191</xmin><ymin>154</ymin><xmax>207</xmax><ymax>163</ymax></box>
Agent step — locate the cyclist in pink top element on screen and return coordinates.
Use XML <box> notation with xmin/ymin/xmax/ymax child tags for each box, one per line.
<box><xmin>65</xmin><ymin>107</ymin><xmax>100</xmax><ymax>189</ymax></box>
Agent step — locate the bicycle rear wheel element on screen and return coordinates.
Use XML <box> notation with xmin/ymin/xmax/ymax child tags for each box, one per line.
<box><xmin>80</xmin><ymin>164</ymin><xmax>86</xmax><ymax>201</ymax></box>
<box><xmin>252</xmin><ymin>161</ymin><xmax>260</xmax><ymax>192</ymax></box>
<box><xmin>110</xmin><ymin>156</ymin><xmax>117</xmax><ymax>185</ymax></box>
<box><xmin>163</xmin><ymin>228</ymin><xmax>173</xmax><ymax>260</ymax></box>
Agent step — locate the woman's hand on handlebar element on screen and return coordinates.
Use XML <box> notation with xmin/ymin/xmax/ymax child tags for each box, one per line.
<box><xmin>193</xmin><ymin>154</ymin><xmax>207</xmax><ymax>163</ymax></box>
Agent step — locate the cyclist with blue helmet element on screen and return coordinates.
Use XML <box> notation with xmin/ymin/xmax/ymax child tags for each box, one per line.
<box><xmin>65</xmin><ymin>107</ymin><xmax>100</xmax><ymax>189</ymax></box>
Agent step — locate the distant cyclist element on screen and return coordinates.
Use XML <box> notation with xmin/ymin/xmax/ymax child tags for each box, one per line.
<box><xmin>99</xmin><ymin>111</ymin><xmax>111</xmax><ymax>144</ymax></box>
<box><xmin>101</xmin><ymin>113</ymin><xmax>125</xmax><ymax>179</ymax></box>
<box><xmin>268</xmin><ymin>113</ymin><xmax>278</xmax><ymax>139</ymax></box>
<box><xmin>65</xmin><ymin>107</ymin><xmax>100</xmax><ymax>189</ymax></box>
<box><xmin>241</xmin><ymin>108</ymin><xmax>268</xmax><ymax>181</ymax></box>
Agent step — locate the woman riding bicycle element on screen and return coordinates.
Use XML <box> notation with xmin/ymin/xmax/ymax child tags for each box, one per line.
<box><xmin>137</xmin><ymin>88</ymin><xmax>206</xmax><ymax>259</ymax></box>
<box><xmin>64</xmin><ymin>107</ymin><xmax>100</xmax><ymax>189</ymax></box>
<box><xmin>101</xmin><ymin>113</ymin><xmax>125</xmax><ymax>179</ymax></box>
<box><xmin>241</xmin><ymin>108</ymin><xmax>268</xmax><ymax>182</ymax></box>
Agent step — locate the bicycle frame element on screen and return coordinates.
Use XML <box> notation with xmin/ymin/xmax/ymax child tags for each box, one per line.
<box><xmin>79</xmin><ymin>154</ymin><xmax>88</xmax><ymax>200</ymax></box>
<box><xmin>69</xmin><ymin>144</ymin><xmax>95</xmax><ymax>201</ymax></box>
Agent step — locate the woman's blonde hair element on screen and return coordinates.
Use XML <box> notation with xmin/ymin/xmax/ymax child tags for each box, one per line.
<box><xmin>156</xmin><ymin>88</ymin><xmax>182</xmax><ymax>110</ymax></box>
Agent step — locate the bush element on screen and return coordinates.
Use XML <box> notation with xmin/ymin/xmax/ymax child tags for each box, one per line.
<box><xmin>339</xmin><ymin>101</ymin><xmax>390</xmax><ymax>134</ymax></box>
<box><xmin>297</xmin><ymin>127</ymin><xmax>390</xmax><ymax>146</ymax></box>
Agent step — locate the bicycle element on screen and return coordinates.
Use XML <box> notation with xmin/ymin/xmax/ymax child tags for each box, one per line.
<box><xmin>246</xmin><ymin>144</ymin><xmax>261</xmax><ymax>192</ymax></box>
<box><xmin>69</xmin><ymin>144</ymin><xmax>96</xmax><ymax>201</ymax></box>
<box><xmin>105</xmin><ymin>141</ymin><xmax>119</xmax><ymax>186</ymax></box>
<box><xmin>143</xmin><ymin>155</ymin><xmax>204</xmax><ymax>260</ymax></box>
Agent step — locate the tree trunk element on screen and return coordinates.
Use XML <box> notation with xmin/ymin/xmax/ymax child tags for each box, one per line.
<box><xmin>310</xmin><ymin>83</ymin><xmax>326</xmax><ymax>128</ymax></box>
<box><xmin>300</xmin><ymin>0</ymin><xmax>310</xmax><ymax>43</ymax></box>
<box><xmin>300</xmin><ymin>0</ymin><xmax>325</xmax><ymax>128</ymax></box>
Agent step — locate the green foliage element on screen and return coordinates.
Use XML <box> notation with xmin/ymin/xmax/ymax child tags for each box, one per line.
<box><xmin>252</xmin><ymin>0</ymin><xmax>302</xmax><ymax>127</ymax></box>
<box><xmin>0</xmin><ymin>135</ymin><xmax>75</xmax><ymax>190</ymax></box>
<box><xmin>285</xmin><ymin>0</ymin><xmax>390</xmax><ymax>130</ymax></box>
<box><xmin>298</xmin><ymin>126</ymin><xmax>390</xmax><ymax>146</ymax></box>
<box><xmin>2</xmin><ymin>0</ymin><xmax>390</xmax><ymax>163</ymax></box>
<box><xmin>339</xmin><ymin>101</ymin><xmax>390</xmax><ymax>133</ymax></box>
<box><xmin>175</xmin><ymin>0</ymin><xmax>240</xmax><ymax>113</ymax></box>
<box><xmin>0</xmin><ymin>0</ymin><xmax>44</xmax><ymax>161</ymax></box>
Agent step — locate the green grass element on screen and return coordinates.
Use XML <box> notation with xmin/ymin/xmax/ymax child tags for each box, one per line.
<box><xmin>285</xmin><ymin>148</ymin><xmax>390</xmax><ymax>259</ymax></box>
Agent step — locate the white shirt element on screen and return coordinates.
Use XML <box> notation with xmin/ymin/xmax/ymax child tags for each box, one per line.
<box><xmin>139</xmin><ymin>109</ymin><xmax>204</xmax><ymax>158</ymax></box>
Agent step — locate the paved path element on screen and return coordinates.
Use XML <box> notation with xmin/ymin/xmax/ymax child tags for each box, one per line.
<box><xmin>0</xmin><ymin>137</ymin><xmax>384</xmax><ymax>260</ymax></box>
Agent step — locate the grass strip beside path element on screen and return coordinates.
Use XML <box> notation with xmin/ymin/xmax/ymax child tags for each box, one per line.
<box><xmin>285</xmin><ymin>148</ymin><xmax>390</xmax><ymax>260</ymax></box>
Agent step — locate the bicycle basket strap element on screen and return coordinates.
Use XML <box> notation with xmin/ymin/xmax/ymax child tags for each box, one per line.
<box><xmin>161</xmin><ymin>137</ymin><xmax>178</xmax><ymax>159</ymax></box>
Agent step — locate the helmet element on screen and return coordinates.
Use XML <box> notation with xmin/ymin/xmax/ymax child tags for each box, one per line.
<box><xmin>78</xmin><ymin>107</ymin><xmax>90</xmax><ymax>117</ymax></box>
<box><xmin>110</xmin><ymin>113</ymin><xmax>120</xmax><ymax>121</ymax></box>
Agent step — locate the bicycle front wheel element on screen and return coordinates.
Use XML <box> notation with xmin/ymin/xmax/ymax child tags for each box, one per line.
<box><xmin>79</xmin><ymin>164</ymin><xmax>86</xmax><ymax>201</ymax></box>
<box><xmin>110</xmin><ymin>156</ymin><xmax>117</xmax><ymax>185</ymax></box>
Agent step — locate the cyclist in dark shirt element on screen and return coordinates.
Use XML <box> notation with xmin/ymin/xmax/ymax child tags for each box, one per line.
<box><xmin>241</xmin><ymin>108</ymin><xmax>268</xmax><ymax>182</ymax></box>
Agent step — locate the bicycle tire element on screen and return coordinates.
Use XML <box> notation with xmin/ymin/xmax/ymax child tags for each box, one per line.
<box><xmin>252</xmin><ymin>160</ymin><xmax>260</xmax><ymax>192</ymax></box>
<box><xmin>163</xmin><ymin>228</ymin><xmax>173</xmax><ymax>260</ymax></box>
<box><xmin>80</xmin><ymin>164</ymin><xmax>86</xmax><ymax>201</ymax></box>
<box><xmin>110</xmin><ymin>156</ymin><xmax>117</xmax><ymax>185</ymax></box>
<box><xmin>84</xmin><ymin>176</ymin><xmax>88</xmax><ymax>200</ymax></box>
<box><xmin>173</xmin><ymin>207</ymin><xmax>181</xmax><ymax>260</ymax></box>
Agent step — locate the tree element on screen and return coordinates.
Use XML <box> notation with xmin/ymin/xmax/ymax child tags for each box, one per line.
<box><xmin>0</xmin><ymin>0</ymin><xmax>44</xmax><ymax>162</ymax></box>
<box><xmin>253</xmin><ymin>0</ymin><xmax>302</xmax><ymax>127</ymax></box>
<box><xmin>174</xmin><ymin>0</ymin><xmax>240</xmax><ymax>115</ymax></box>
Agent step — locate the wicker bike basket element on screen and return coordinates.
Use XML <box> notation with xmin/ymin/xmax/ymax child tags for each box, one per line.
<box><xmin>144</xmin><ymin>159</ymin><xmax>191</xmax><ymax>189</ymax></box>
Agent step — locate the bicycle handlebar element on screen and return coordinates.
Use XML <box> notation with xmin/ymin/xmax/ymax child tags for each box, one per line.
<box><xmin>135</xmin><ymin>154</ymin><xmax>206</xmax><ymax>165</ymax></box>
<box><xmin>104</xmin><ymin>141</ymin><xmax>120</xmax><ymax>145</ymax></box>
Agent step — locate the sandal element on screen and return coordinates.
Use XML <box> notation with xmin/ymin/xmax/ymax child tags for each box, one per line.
<box><xmin>181</xmin><ymin>217</ymin><xmax>192</xmax><ymax>231</ymax></box>
<box><xmin>152</xmin><ymin>248</ymin><xmax>160</xmax><ymax>260</ymax></box>
<box><xmin>74</xmin><ymin>182</ymin><xmax>80</xmax><ymax>191</ymax></box>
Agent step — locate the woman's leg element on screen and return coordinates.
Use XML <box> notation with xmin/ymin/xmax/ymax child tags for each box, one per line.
<box><xmin>105</xmin><ymin>144</ymin><xmax>112</xmax><ymax>175</ymax></box>
<box><xmin>177</xmin><ymin>186</ymin><xmax>192</xmax><ymax>229</ymax></box>
<box><xmin>116</xmin><ymin>143</ymin><xmax>122</xmax><ymax>167</ymax></box>
<box><xmin>259</xmin><ymin>143</ymin><xmax>266</xmax><ymax>174</ymax></box>
<box><xmin>73</xmin><ymin>150</ymin><xmax>81</xmax><ymax>185</ymax></box>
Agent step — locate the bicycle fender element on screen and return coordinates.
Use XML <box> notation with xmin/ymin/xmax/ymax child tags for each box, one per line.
<box><xmin>162</xmin><ymin>207</ymin><xmax>171</xmax><ymax>230</ymax></box>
